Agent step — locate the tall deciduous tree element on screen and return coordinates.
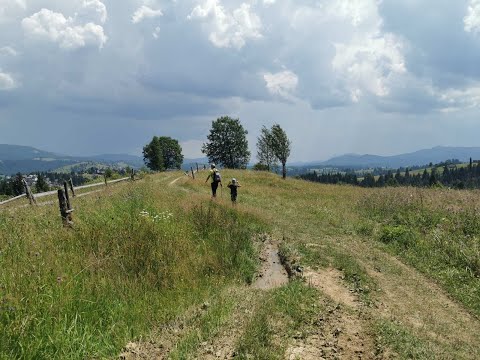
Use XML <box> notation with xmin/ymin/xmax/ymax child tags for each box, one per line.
<box><xmin>158</xmin><ymin>137</ymin><xmax>184</xmax><ymax>169</ymax></box>
<box><xmin>143</xmin><ymin>136</ymin><xmax>164</xmax><ymax>171</ymax></box>
<box><xmin>256</xmin><ymin>126</ymin><xmax>277</xmax><ymax>171</ymax></box>
<box><xmin>143</xmin><ymin>136</ymin><xmax>184</xmax><ymax>171</ymax></box>
<box><xmin>202</xmin><ymin>116</ymin><xmax>250</xmax><ymax>169</ymax></box>
<box><xmin>270</xmin><ymin>124</ymin><xmax>291</xmax><ymax>179</ymax></box>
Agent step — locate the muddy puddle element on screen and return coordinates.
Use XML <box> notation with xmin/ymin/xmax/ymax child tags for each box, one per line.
<box><xmin>253</xmin><ymin>242</ymin><xmax>289</xmax><ymax>290</ymax></box>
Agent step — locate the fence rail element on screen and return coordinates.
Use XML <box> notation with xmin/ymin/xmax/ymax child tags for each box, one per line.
<box><xmin>0</xmin><ymin>177</ymin><xmax>131</xmax><ymax>206</ymax></box>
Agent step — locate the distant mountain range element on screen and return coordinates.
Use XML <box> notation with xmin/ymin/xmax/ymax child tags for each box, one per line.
<box><xmin>3</xmin><ymin>144</ymin><xmax>480</xmax><ymax>175</ymax></box>
<box><xmin>0</xmin><ymin>144</ymin><xmax>145</xmax><ymax>175</ymax></box>
<box><xmin>315</xmin><ymin>146</ymin><xmax>480</xmax><ymax>169</ymax></box>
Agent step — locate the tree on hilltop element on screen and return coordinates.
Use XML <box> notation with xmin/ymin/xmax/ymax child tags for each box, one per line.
<box><xmin>202</xmin><ymin>116</ymin><xmax>250</xmax><ymax>169</ymax></box>
<box><xmin>270</xmin><ymin>124</ymin><xmax>291</xmax><ymax>179</ymax></box>
<box><xmin>143</xmin><ymin>136</ymin><xmax>184</xmax><ymax>171</ymax></box>
<box><xmin>256</xmin><ymin>126</ymin><xmax>278</xmax><ymax>171</ymax></box>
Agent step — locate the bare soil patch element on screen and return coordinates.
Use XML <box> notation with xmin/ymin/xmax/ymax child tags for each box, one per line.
<box><xmin>304</xmin><ymin>268</ymin><xmax>358</xmax><ymax>308</ymax></box>
<box><xmin>286</xmin><ymin>267</ymin><xmax>376</xmax><ymax>360</ymax></box>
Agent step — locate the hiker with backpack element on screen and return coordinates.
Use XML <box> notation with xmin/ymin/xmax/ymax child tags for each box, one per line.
<box><xmin>205</xmin><ymin>164</ymin><xmax>222</xmax><ymax>198</ymax></box>
<box><xmin>227</xmin><ymin>178</ymin><xmax>241</xmax><ymax>205</ymax></box>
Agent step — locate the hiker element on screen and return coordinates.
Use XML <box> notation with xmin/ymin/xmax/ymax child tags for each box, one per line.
<box><xmin>227</xmin><ymin>178</ymin><xmax>241</xmax><ymax>205</ymax></box>
<box><xmin>205</xmin><ymin>164</ymin><xmax>222</xmax><ymax>198</ymax></box>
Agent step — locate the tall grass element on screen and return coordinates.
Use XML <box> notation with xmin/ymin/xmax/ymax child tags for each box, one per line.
<box><xmin>358</xmin><ymin>187</ymin><xmax>480</xmax><ymax>315</ymax></box>
<box><xmin>0</xmin><ymin>176</ymin><xmax>265</xmax><ymax>359</ymax></box>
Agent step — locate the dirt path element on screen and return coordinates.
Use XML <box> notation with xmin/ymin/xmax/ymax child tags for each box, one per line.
<box><xmin>195</xmin><ymin>288</ymin><xmax>261</xmax><ymax>360</ymax></box>
<box><xmin>286</xmin><ymin>267</ymin><xmax>376</xmax><ymax>360</ymax></box>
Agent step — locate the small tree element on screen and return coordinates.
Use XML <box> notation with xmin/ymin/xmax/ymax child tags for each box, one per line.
<box><xmin>202</xmin><ymin>116</ymin><xmax>250</xmax><ymax>169</ymax></box>
<box><xmin>256</xmin><ymin>126</ymin><xmax>277</xmax><ymax>171</ymax></box>
<box><xmin>105</xmin><ymin>168</ymin><xmax>114</xmax><ymax>178</ymax></box>
<box><xmin>35</xmin><ymin>173</ymin><xmax>50</xmax><ymax>193</ymax></box>
<box><xmin>270</xmin><ymin>124</ymin><xmax>291</xmax><ymax>179</ymax></box>
<box><xmin>12</xmin><ymin>173</ymin><xmax>24</xmax><ymax>196</ymax></box>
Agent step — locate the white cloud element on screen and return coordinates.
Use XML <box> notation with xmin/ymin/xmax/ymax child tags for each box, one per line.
<box><xmin>0</xmin><ymin>46</ymin><xmax>18</xmax><ymax>56</ymax></box>
<box><xmin>22</xmin><ymin>8</ymin><xmax>107</xmax><ymax>50</ymax></box>
<box><xmin>439</xmin><ymin>85</ymin><xmax>480</xmax><ymax>111</ymax></box>
<box><xmin>325</xmin><ymin>0</ymin><xmax>381</xmax><ymax>28</ymax></box>
<box><xmin>132</xmin><ymin>5</ymin><xmax>163</xmax><ymax>24</ymax></box>
<box><xmin>464</xmin><ymin>0</ymin><xmax>480</xmax><ymax>34</ymax></box>
<box><xmin>0</xmin><ymin>70</ymin><xmax>17</xmax><ymax>90</ymax></box>
<box><xmin>332</xmin><ymin>34</ymin><xmax>406</xmax><ymax>101</ymax></box>
<box><xmin>263</xmin><ymin>70</ymin><xmax>298</xmax><ymax>99</ymax></box>
<box><xmin>189</xmin><ymin>1</ymin><xmax>262</xmax><ymax>49</ymax></box>
<box><xmin>79</xmin><ymin>0</ymin><xmax>108</xmax><ymax>24</ymax></box>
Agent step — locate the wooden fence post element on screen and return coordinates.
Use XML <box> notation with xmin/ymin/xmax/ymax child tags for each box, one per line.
<box><xmin>104</xmin><ymin>174</ymin><xmax>108</xmax><ymax>186</ymax></box>
<box><xmin>63</xmin><ymin>181</ymin><xmax>73</xmax><ymax>222</ymax></box>
<box><xmin>191</xmin><ymin>167</ymin><xmax>195</xmax><ymax>179</ymax></box>
<box><xmin>196</xmin><ymin>163</ymin><xmax>199</xmax><ymax>173</ymax></box>
<box><xmin>131</xmin><ymin>169</ymin><xmax>135</xmax><ymax>181</ymax></box>
<box><xmin>68</xmin><ymin>178</ymin><xmax>76</xmax><ymax>197</ymax></box>
<box><xmin>22</xmin><ymin>178</ymin><xmax>37</xmax><ymax>205</ymax></box>
<box><xmin>57</xmin><ymin>189</ymin><xmax>73</xmax><ymax>227</ymax></box>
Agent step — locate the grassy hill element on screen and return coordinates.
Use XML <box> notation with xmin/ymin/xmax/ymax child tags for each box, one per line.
<box><xmin>1</xmin><ymin>171</ymin><xmax>479</xmax><ymax>359</ymax></box>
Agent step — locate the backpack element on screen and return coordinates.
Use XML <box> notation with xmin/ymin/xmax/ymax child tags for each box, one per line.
<box><xmin>214</xmin><ymin>170</ymin><xmax>222</xmax><ymax>183</ymax></box>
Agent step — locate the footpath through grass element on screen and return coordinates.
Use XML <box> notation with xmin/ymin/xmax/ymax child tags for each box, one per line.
<box><xmin>2</xmin><ymin>170</ymin><xmax>480</xmax><ymax>359</ymax></box>
<box><xmin>0</xmin><ymin>174</ymin><xmax>265</xmax><ymax>359</ymax></box>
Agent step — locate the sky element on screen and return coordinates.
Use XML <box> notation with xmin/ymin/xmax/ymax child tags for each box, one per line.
<box><xmin>1</xmin><ymin>0</ymin><xmax>480</xmax><ymax>162</ymax></box>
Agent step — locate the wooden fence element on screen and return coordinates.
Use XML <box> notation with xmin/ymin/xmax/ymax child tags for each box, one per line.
<box><xmin>0</xmin><ymin>164</ymin><xmax>209</xmax><ymax>226</ymax></box>
<box><xmin>0</xmin><ymin>177</ymin><xmax>132</xmax><ymax>207</ymax></box>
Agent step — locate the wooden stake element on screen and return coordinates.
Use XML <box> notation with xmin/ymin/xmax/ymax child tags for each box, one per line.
<box><xmin>104</xmin><ymin>174</ymin><xmax>108</xmax><ymax>186</ymax></box>
<box><xmin>191</xmin><ymin>167</ymin><xmax>195</xmax><ymax>179</ymax></box>
<box><xmin>196</xmin><ymin>163</ymin><xmax>199</xmax><ymax>173</ymax></box>
<box><xmin>131</xmin><ymin>168</ymin><xmax>135</xmax><ymax>181</ymax></box>
<box><xmin>63</xmin><ymin>181</ymin><xmax>73</xmax><ymax>222</ymax></box>
<box><xmin>58</xmin><ymin>189</ymin><xmax>73</xmax><ymax>227</ymax></box>
<box><xmin>68</xmin><ymin>178</ymin><xmax>75</xmax><ymax>197</ymax></box>
<box><xmin>22</xmin><ymin>178</ymin><xmax>37</xmax><ymax>205</ymax></box>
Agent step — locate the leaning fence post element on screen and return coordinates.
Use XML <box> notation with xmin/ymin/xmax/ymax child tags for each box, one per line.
<box><xmin>68</xmin><ymin>178</ymin><xmax>75</xmax><ymax>197</ymax></box>
<box><xmin>63</xmin><ymin>181</ymin><xmax>73</xmax><ymax>222</ymax></box>
<box><xmin>22</xmin><ymin>178</ymin><xmax>37</xmax><ymax>205</ymax></box>
<box><xmin>57</xmin><ymin>189</ymin><xmax>73</xmax><ymax>227</ymax></box>
<box><xmin>191</xmin><ymin>167</ymin><xmax>195</xmax><ymax>179</ymax></box>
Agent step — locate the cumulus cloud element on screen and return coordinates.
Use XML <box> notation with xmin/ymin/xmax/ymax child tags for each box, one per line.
<box><xmin>465</xmin><ymin>0</ymin><xmax>480</xmax><ymax>34</ymax></box>
<box><xmin>131</xmin><ymin>5</ymin><xmax>163</xmax><ymax>24</ymax></box>
<box><xmin>22</xmin><ymin>8</ymin><xmax>107</xmax><ymax>50</ymax></box>
<box><xmin>318</xmin><ymin>0</ymin><xmax>407</xmax><ymax>102</ymax></box>
<box><xmin>263</xmin><ymin>70</ymin><xmax>298</xmax><ymax>99</ymax></box>
<box><xmin>0</xmin><ymin>70</ymin><xmax>17</xmax><ymax>90</ymax></box>
<box><xmin>332</xmin><ymin>34</ymin><xmax>406</xmax><ymax>101</ymax></box>
<box><xmin>189</xmin><ymin>0</ymin><xmax>262</xmax><ymax>49</ymax></box>
<box><xmin>78</xmin><ymin>0</ymin><xmax>108</xmax><ymax>24</ymax></box>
